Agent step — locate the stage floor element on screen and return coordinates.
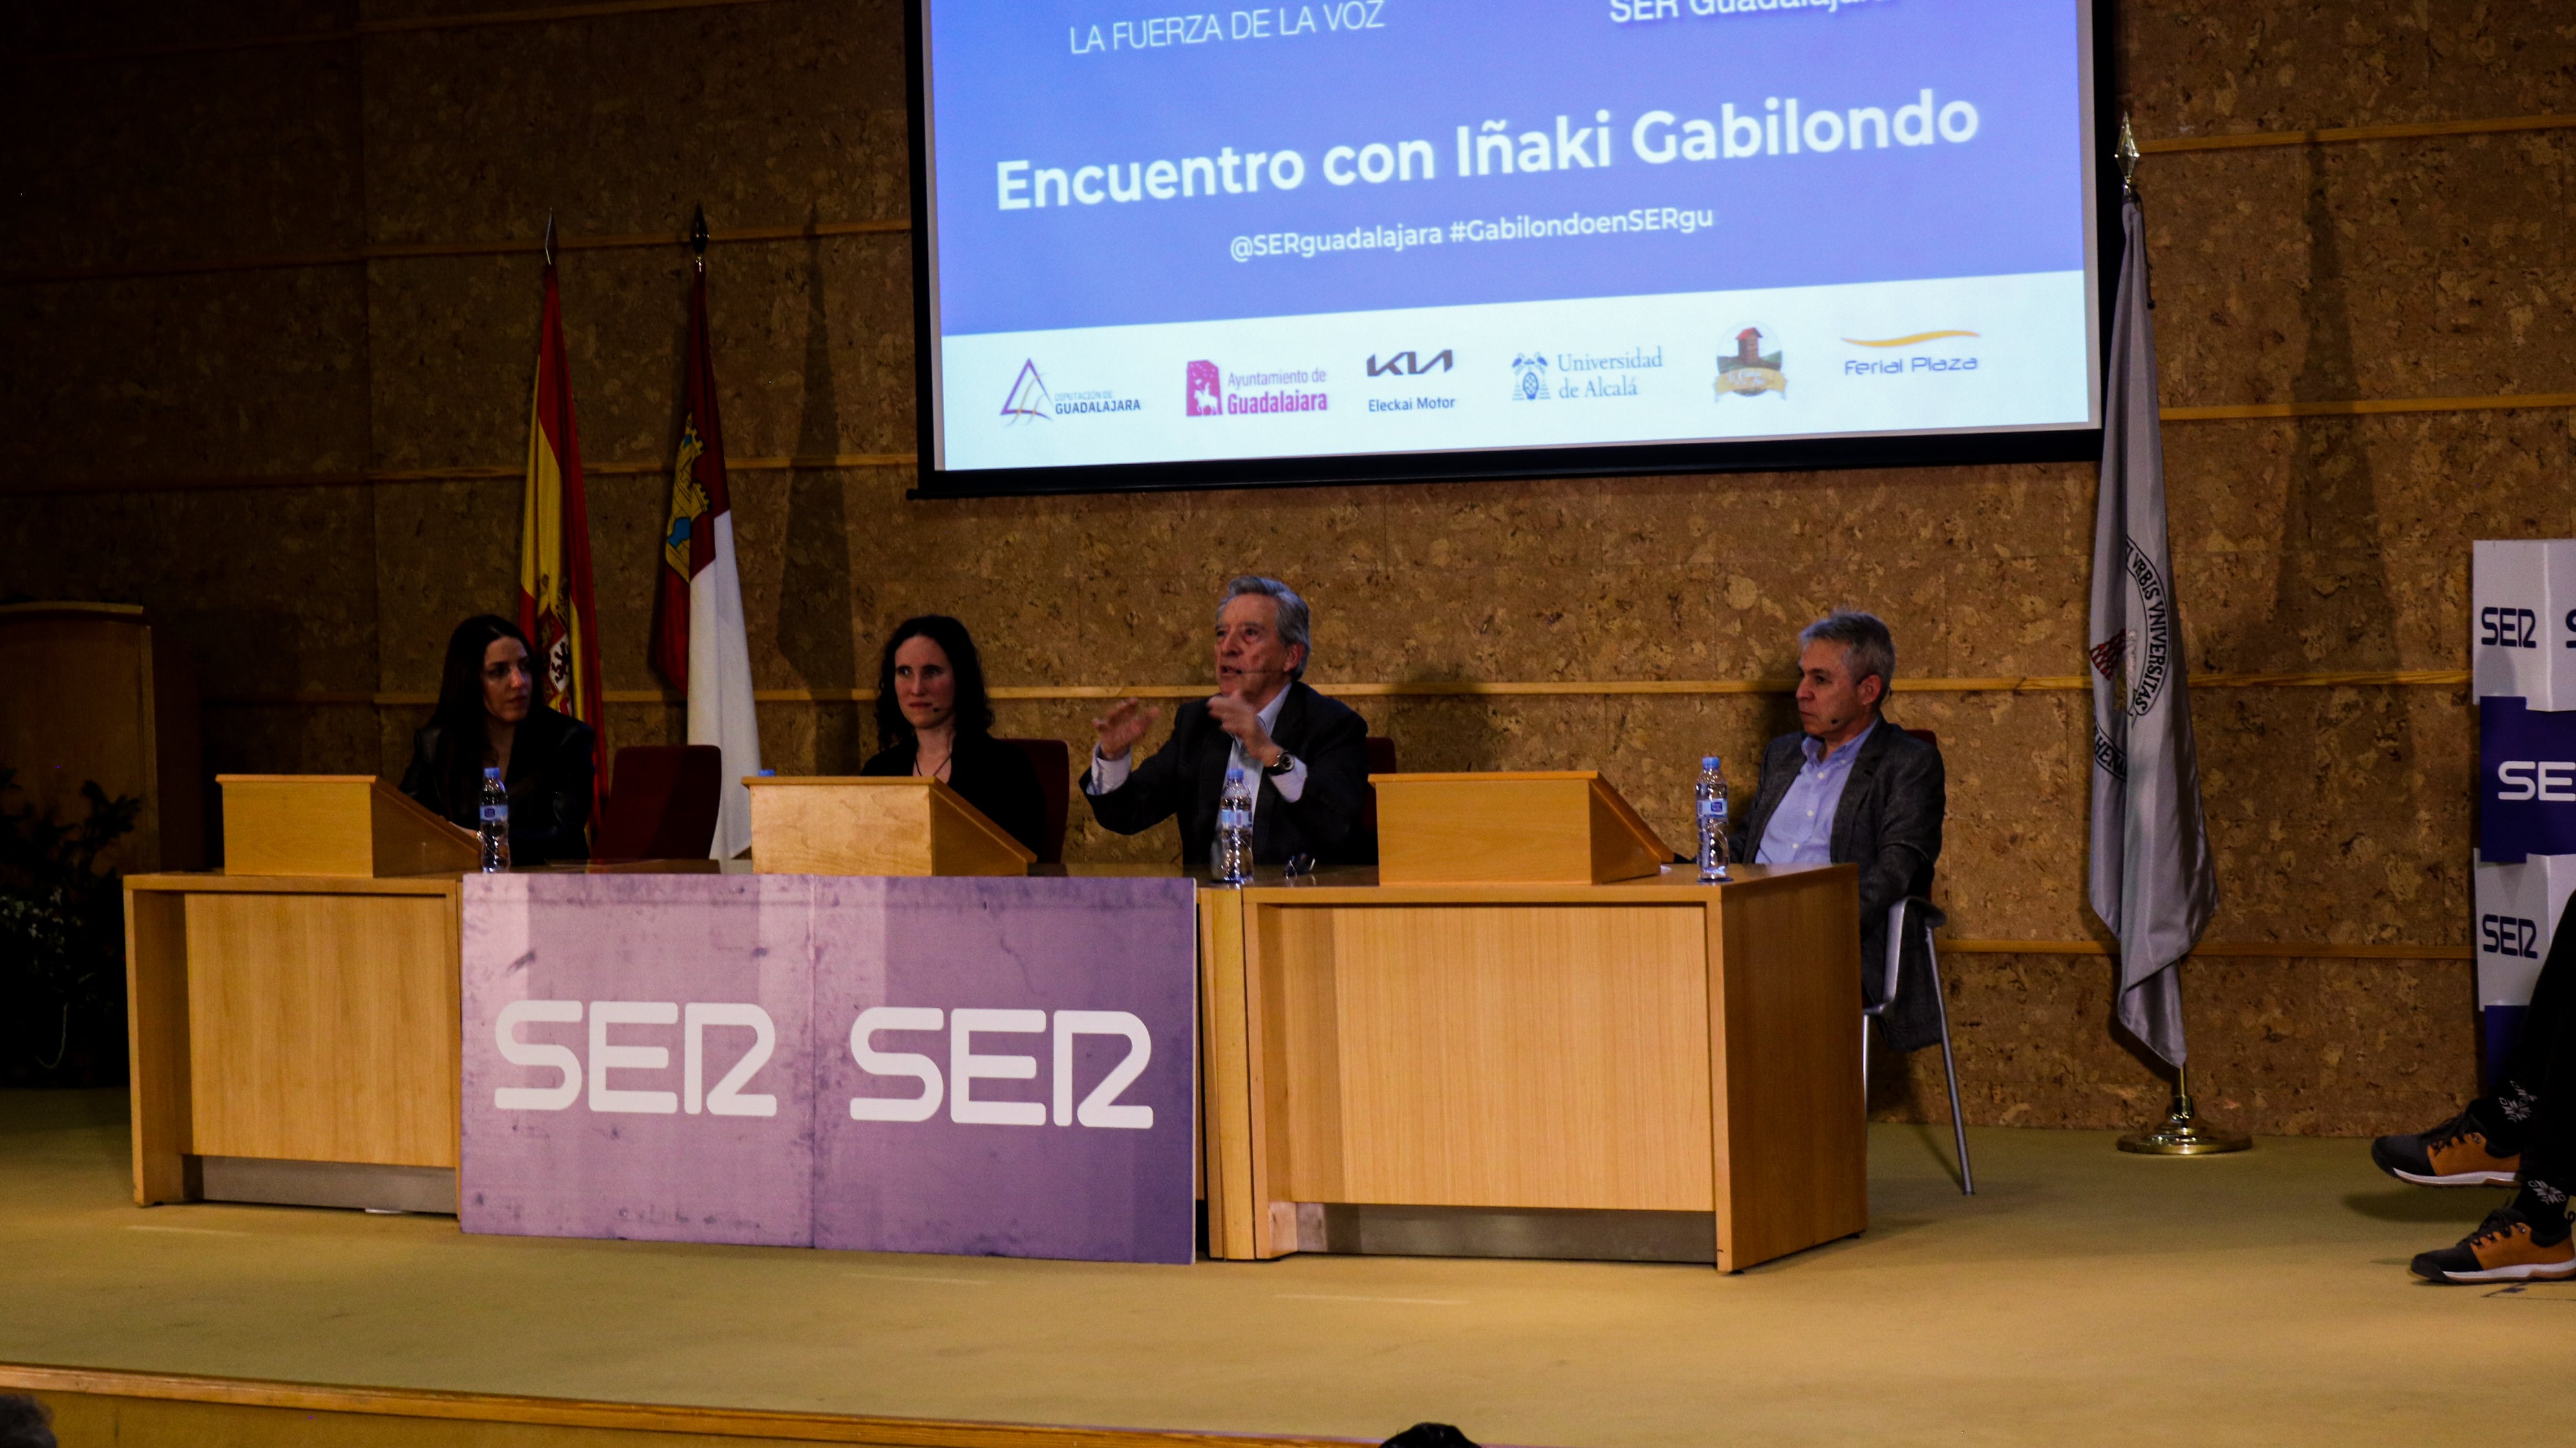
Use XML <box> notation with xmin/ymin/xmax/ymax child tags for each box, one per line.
<box><xmin>1</xmin><ymin>1089</ymin><xmax>2559</xmax><ymax>1447</ymax></box>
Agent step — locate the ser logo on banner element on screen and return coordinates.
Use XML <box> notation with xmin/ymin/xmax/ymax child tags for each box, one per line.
<box><xmin>2482</xmin><ymin>913</ymin><xmax>2544</xmax><ymax>960</ymax></box>
<box><xmin>492</xmin><ymin>999</ymin><xmax>1154</xmax><ymax>1129</ymax></box>
<box><xmin>2482</xmin><ymin>606</ymin><xmax>2541</xmax><ymax>649</ymax></box>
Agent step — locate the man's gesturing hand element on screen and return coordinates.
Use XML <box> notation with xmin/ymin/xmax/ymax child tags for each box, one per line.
<box><xmin>1092</xmin><ymin>698</ymin><xmax>1157</xmax><ymax>761</ymax></box>
<box><xmin>1205</xmin><ymin>692</ymin><xmax>1280</xmax><ymax>767</ymax></box>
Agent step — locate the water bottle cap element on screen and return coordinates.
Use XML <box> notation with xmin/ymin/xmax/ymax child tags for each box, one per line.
<box><xmin>1226</xmin><ymin>767</ymin><xmax>1245</xmax><ymax>781</ymax></box>
<box><xmin>1702</xmin><ymin>756</ymin><xmax>1721</xmax><ymax>769</ymax></box>
<box><xmin>484</xmin><ymin>767</ymin><xmax>501</xmax><ymax>780</ymax></box>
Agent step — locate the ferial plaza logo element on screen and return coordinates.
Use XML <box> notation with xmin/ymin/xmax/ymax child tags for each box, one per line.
<box><xmin>1002</xmin><ymin>359</ymin><xmax>1141</xmax><ymax>421</ymax></box>
<box><xmin>1715</xmin><ymin>328</ymin><xmax>1785</xmax><ymax>399</ymax></box>
<box><xmin>1186</xmin><ymin>361</ymin><xmax>1329</xmax><ymax>418</ymax></box>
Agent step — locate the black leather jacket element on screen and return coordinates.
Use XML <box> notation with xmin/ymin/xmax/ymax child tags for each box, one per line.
<box><xmin>400</xmin><ymin>703</ymin><xmax>596</xmax><ymax>865</ymax></box>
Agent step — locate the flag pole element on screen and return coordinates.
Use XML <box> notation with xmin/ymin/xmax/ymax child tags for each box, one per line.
<box><xmin>2095</xmin><ymin>120</ymin><xmax>2249</xmax><ymax>1158</ymax></box>
<box><xmin>2117</xmin><ymin>966</ymin><xmax>2251</xmax><ymax>1156</ymax></box>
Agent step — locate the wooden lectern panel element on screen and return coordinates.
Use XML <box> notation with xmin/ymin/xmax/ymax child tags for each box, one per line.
<box><xmin>746</xmin><ymin>776</ymin><xmax>1035</xmax><ymax>877</ymax></box>
<box><xmin>219</xmin><ymin>775</ymin><xmax>478</xmax><ymax>878</ymax></box>
<box><xmin>1372</xmin><ymin>771</ymin><xmax>1672</xmax><ymax>885</ymax></box>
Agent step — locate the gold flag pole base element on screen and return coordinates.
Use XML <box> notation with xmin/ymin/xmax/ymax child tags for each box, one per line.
<box><xmin>2118</xmin><ymin>1064</ymin><xmax>2251</xmax><ymax>1155</ymax></box>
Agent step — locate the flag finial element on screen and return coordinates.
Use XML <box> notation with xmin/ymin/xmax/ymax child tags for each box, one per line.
<box><xmin>690</xmin><ymin>203</ymin><xmax>710</xmax><ymax>259</ymax></box>
<box><xmin>2117</xmin><ymin>114</ymin><xmax>2141</xmax><ymax>197</ymax></box>
<box><xmin>542</xmin><ymin>212</ymin><xmax>557</xmax><ymax>268</ymax></box>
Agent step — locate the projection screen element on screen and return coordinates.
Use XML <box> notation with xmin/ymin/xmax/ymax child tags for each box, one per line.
<box><xmin>908</xmin><ymin>0</ymin><xmax>2111</xmax><ymax>495</ymax></box>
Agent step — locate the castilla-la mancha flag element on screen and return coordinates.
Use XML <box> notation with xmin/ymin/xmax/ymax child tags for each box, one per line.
<box><xmin>519</xmin><ymin>253</ymin><xmax>607</xmax><ymax>831</ymax></box>
<box><xmin>649</xmin><ymin>255</ymin><xmax>762</xmax><ymax>859</ymax></box>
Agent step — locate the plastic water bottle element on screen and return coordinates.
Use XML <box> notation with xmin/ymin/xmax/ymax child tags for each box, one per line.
<box><xmin>478</xmin><ymin>766</ymin><xmax>511</xmax><ymax>873</ymax></box>
<box><xmin>1214</xmin><ymin>768</ymin><xmax>1253</xmax><ymax>885</ymax></box>
<box><xmin>1695</xmin><ymin>756</ymin><xmax>1730</xmax><ymax>883</ymax></box>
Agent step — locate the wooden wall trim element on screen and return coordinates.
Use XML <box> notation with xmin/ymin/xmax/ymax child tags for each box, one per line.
<box><xmin>2139</xmin><ymin>111</ymin><xmax>2576</xmax><ymax>154</ymax></box>
<box><xmin>6</xmin><ymin>453</ymin><xmax>918</xmax><ymax>499</ymax></box>
<box><xmin>0</xmin><ymin>219</ymin><xmax>908</xmax><ymax>288</ymax></box>
<box><xmin>2</xmin><ymin>0</ymin><xmax>799</xmax><ymax>68</ymax></box>
<box><xmin>199</xmin><ymin>670</ymin><xmax>2471</xmax><ymax>710</ymax></box>
<box><xmin>2164</xmin><ymin>392</ymin><xmax>2576</xmax><ymax>422</ymax></box>
<box><xmin>0</xmin><ymin>1362</ymin><xmax>1367</xmax><ymax>1448</ymax></box>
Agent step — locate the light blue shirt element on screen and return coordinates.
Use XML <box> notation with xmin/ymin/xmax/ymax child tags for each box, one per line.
<box><xmin>1755</xmin><ymin>720</ymin><xmax>1877</xmax><ymax>866</ymax></box>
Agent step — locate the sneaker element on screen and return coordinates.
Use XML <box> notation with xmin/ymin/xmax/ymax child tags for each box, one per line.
<box><xmin>2370</xmin><ymin>1109</ymin><xmax>2519</xmax><ymax>1186</ymax></box>
<box><xmin>2410</xmin><ymin>1206</ymin><xmax>2576</xmax><ymax>1284</ymax></box>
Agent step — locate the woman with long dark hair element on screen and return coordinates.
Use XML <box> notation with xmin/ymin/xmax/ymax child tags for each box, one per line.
<box><xmin>399</xmin><ymin>614</ymin><xmax>596</xmax><ymax>865</ymax></box>
<box><xmin>858</xmin><ymin>615</ymin><xmax>1045</xmax><ymax>858</ymax></box>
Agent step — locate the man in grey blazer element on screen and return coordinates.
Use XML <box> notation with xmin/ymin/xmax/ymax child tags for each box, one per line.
<box><xmin>1730</xmin><ymin>610</ymin><xmax>1948</xmax><ymax>1047</ymax></box>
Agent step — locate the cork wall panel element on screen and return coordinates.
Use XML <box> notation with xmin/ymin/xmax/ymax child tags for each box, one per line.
<box><xmin>2145</xmin><ymin>140</ymin><xmax>2576</xmax><ymax>408</ymax></box>
<box><xmin>356</xmin><ymin>1</ymin><xmax>910</xmax><ymax>245</ymax></box>
<box><xmin>1880</xmin><ymin>954</ymin><xmax>2479</xmax><ymax>1136</ymax></box>
<box><xmin>5</xmin><ymin>43</ymin><xmax>365</xmax><ymax>274</ymax></box>
<box><xmin>0</xmin><ymin>485</ymin><xmax>381</xmax><ymax>696</ymax></box>
<box><xmin>0</xmin><ymin>270</ymin><xmax>373</xmax><ymax>484</ymax></box>
<box><xmin>2121</xmin><ymin>1</ymin><xmax>2576</xmax><ymax>136</ymax></box>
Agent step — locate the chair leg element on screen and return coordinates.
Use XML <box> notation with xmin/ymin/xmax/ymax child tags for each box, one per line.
<box><xmin>1926</xmin><ymin>944</ymin><xmax>1973</xmax><ymax>1195</ymax></box>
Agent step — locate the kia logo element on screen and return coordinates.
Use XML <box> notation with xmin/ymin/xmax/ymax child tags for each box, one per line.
<box><xmin>1368</xmin><ymin>349</ymin><xmax>1454</xmax><ymax>378</ymax></box>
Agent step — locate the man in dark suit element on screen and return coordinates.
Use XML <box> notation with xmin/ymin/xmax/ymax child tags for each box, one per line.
<box><xmin>1083</xmin><ymin>576</ymin><xmax>1371</xmax><ymax>866</ymax></box>
<box><xmin>1731</xmin><ymin>610</ymin><xmax>1946</xmax><ymax>1043</ymax></box>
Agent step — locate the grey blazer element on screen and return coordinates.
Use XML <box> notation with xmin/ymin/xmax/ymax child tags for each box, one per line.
<box><xmin>1730</xmin><ymin>720</ymin><xmax>1948</xmax><ymax>1047</ymax></box>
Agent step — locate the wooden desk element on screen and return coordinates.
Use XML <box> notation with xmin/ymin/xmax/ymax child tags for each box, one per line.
<box><xmin>1197</xmin><ymin>863</ymin><xmax>1864</xmax><ymax>1272</ymax></box>
<box><xmin>124</xmin><ymin>872</ymin><xmax>463</xmax><ymax>1210</ymax></box>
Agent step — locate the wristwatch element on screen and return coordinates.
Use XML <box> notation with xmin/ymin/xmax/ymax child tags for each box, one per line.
<box><xmin>1261</xmin><ymin>750</ymin><xmax>1299</xmax><ymax>778</ymax></box>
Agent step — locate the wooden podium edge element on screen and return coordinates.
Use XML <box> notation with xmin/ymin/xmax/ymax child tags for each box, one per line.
<box><xmin>1587</xmin><ymin>774</ymin><xmax>1676</xmax><ymax>869</ymax></box>
<box><xmin>742</xmin><ymin>775</ymin><xmax>1037</xmax><ymax>870</ymax></box>
<box><xmin>927</xmin><ymin>776</ymin><xmax>1039</xmax><ymax>868</ymax></box>
<box><xmin>372</xmin><ymin>776</ymin><xmax>480</xmax><ymax>851</ymax></box>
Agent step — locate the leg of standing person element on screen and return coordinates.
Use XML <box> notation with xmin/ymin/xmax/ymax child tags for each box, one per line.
<box><xmin>2401</xmin><ymin>899</ymin><xmax>2576</xmax><ymax>1282</ymax></box>
<box><xmin>2372</xmin><ymin>895</ymin><xmax>2576</xmax><ymax>1186</ymax></box>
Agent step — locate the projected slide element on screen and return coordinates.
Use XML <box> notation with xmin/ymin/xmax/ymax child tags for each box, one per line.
<box><xmin>919</xmin><ymin>0</ymin><xmax>2101</xmax><ymax>478</ymax></box>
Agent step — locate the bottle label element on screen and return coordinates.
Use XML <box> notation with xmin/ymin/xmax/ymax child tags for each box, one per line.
<box><xmin>1219</xmin><ymin>807</ymin><xmax>1250</xmax><ymax>831</ymax></box>
<box><xmin>1697</xmin><ymin>799</ymin><xmax>1726</xmax><ymax>822</ymax></box>
<box><xmin>480</xmin><ymin>804</ymin><xmax>508</xmax><ymax>824</ymax></box>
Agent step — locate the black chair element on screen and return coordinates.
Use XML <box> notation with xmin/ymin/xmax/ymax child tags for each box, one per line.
<box><xmin>593</xmin><ymin>745</ymin><xmax>722</xmax><ymax>861</ymax></box>
<box><xmin>1865</xmin><ymin>727</ymin><xmax>1971</xmax><ymax>1194</ymax></box>
<box><xmin>998</xmin><ymin>738</ymin><xmax>1071</xmax><ymax>864</ymax></box>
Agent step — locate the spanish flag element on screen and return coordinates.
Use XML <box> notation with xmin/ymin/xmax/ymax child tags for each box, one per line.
<box><xmin>650</xmin><ymin>233</ymin><xmax>762</xmax><ymax>858</ymax></box>
<box><xmin>519</xmin><ymin>244</ymin><xmax>606</xmax><ymax>829</ymax></box>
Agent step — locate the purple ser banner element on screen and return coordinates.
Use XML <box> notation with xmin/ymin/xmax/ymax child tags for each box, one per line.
<box><xmin>459</xmin><ymin>873</ymin><xmax>1199</xmax><ymax>1264</ymax></box>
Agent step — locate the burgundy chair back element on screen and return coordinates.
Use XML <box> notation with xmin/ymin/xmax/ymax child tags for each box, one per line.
<box><xmin>594</xmin><ymin>744</ymin><xmax>724</xmax><ymax>861</ymax></box>
<box><xmin>998</xmin><ymin>737</ymin><xmax>1071</xmax><ymax>865</ymax></box>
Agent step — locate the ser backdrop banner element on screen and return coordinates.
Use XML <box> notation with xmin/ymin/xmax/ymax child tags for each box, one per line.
<box><xmin>921</xmin><ymin>0</ymin><xmax>2103</xmax><ymax>478</ymax></box>
<box><xmin>460</xmin><ymin>873</ymin><xmax>1198</xmax><ymax>1264</ymax></box>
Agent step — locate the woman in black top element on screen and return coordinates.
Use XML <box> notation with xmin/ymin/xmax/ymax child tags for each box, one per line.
<box><xmin>399</xmin><ymin>614</ymin><xmax>596</xmax><ymax>865</ymax></box>
<box><xmin>858</xmin><ymin>615</ymin><xmax>1046</xmax><ymax>859</ymax></box>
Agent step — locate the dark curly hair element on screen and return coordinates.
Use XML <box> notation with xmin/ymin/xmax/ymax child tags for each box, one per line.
<box><xmin>874</xmin><ymin>615</ymin><xmax>995</xmax><ymax>749</ymax></box>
